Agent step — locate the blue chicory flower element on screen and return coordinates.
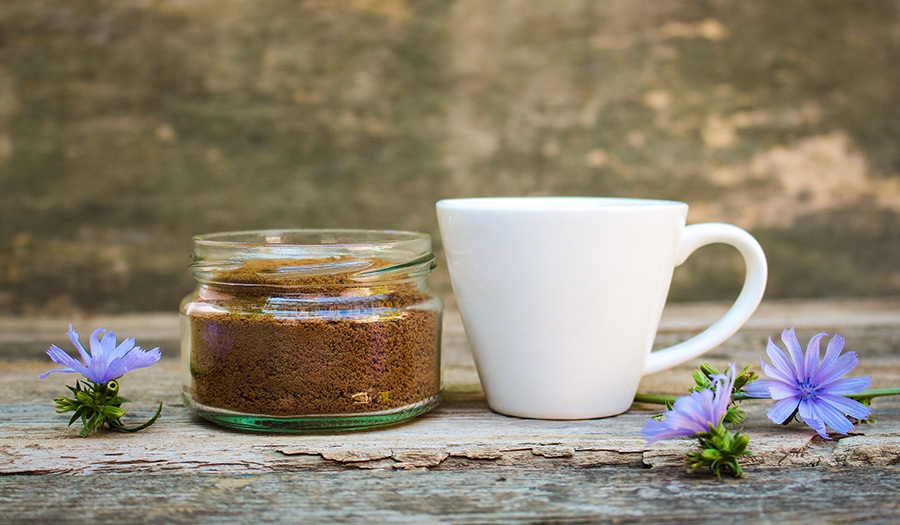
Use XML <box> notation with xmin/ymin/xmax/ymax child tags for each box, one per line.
<box><xmin>643</xmin><ymin>364</ymin><xmax>736</xmax><ymax>445</ymax></box>
<box><xmin>743</xmin><ymin>327</ymin><xmax>871</xmax><ymax>439</ymax></box>
<box><xmin>39</xmin><ymin>324</ymin><xmax>162</xmax><ymax>385</ymax></box>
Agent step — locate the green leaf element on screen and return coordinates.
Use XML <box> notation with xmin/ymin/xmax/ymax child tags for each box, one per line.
<box><xmin>67</xmin><ymin>409</ymin><xmax>84</xmax><ymax>427</ymax></box>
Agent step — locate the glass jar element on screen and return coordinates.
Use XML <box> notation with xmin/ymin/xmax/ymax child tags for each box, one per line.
<box><xmin>180</xmin><ymin>229</ymin><xmax>443</xmax><ymax>432</ymax></box>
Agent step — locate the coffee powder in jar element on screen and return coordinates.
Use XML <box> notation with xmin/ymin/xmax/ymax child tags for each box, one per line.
<box><xmin>180</xmin><ymin>230</ymin><xmax>442</xmax><ymax>432</ymax></box>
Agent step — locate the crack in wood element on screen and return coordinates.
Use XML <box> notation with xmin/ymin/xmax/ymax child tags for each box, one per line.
<box><xmin>531</xmin><ymin>445</ymin><xmax>576</xmax><ymax>458</ymax></box>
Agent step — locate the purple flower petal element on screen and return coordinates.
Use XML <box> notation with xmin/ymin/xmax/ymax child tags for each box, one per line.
<box><xmin>754</xmin><ymin>329</ymin><xmax>870</xmax><ymax>438</ymax></box>
<box><xmin>800</xmin><ymin>397</ymin><xmax>854</xmax><ymax>437</ymax></box>
<box><xmin>817</xmin><ymin>393</ymin><xmax>871</xmax><ymax>420</ymax></box>
<box><xmin>39</xmin><ymin>345</ymin><xmax>89</xmax><ymax>378</ymax></box>
<box><xmin>39</xmin><ymin>325</ymin><xmax>161</xmax><ymax>384</ymax></box>
<box><xmin>821</xmin><ymin>376</ymin><xmax>871</xmax><ymax>395</ymax></box>
<box><xmin>797</xmin><ymin>399</ymin><xmax>832</xmax><ymax>437</ymax></box>
<box><xmin>642</xmin><ymin>390</ymin><xmax>718</xmax><ymax>444</ymax></box>
<box><xmin>98</xmin><ymin>361</ymin><xmax>129</xmax><ymax>384</ymax></box>
<box><xmin>108</xmin><ymin>337</ymin><xmax>136</xmax><ymax>362</ymax></box>
<box><xmin>781</xmin><ymin>328</ymin><xmax>806</xmax><ymax>377</ymax></box>
<box><xmin>804</xmin><ymin>333</ymin><xmax>827</xmax><ymax>380</ymax></box>
<box><xmin>89</xmin><ymin>329</ymin><xmax>108</xmax><ymax>357</ymax></box>
<box><xmin>766</xmin><ymin>340</ymin><xmax>797</xmax><ymax>381</ymax></box>
<box><xmin>642</xmin><ymin>417</ymin><xmax>697</xmax><ymax>444</ymax></box>
<box><xmin>800</xmin><ymin>414</ymin><xmax>829</xmax><ymax>439</ymax></box>
<box><xmin>767</xmin><ymin>396</ymin><xmax>800</xmax><ymax>424</ymax></box>
<box><xmin>815</xmin><ymin>351</ymin><xmax>860</xmax><ymax>386</ymax></box>
<box><xmin>743</xmin><ymin>378</ymin><xmax>773</xmax><ymax>398</ymax></box>
<box><xmin>67</xmin><ymin>324</ymin><xmax>91</xmax><ymax>364</ymax></box>
<box><xmin>761</xmin><ymin>356</ymin><xmax>796</xmax><ymax>385</ymax></box>
<box><xmin>99</xmin><ymin>330</ymin><xmax>118</xmax><ymax>355</ymax></box>
<box><xmin>644</xmin><ymin>365</ymin><xmax>736</xmax><ymax>446</ymax></box>
<box><xmin>767</xmin><ymin>382</ymin><xmax>804</xmax><ymax>401</ymax></box>
<box><xmin>819</xmin><ymin>334</ymin><xmax>845</xmax><ymax>373</ymax></box>
<box><xmin>111</xmin><ymin>346</ymin><xmax>162</xmax><ymax>378</ymax></box>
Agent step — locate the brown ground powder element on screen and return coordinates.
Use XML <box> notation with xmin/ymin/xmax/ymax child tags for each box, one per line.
<box><xmin>187</xmin><ymin>258</ymin><xmax>441</xmax><ymax>416</ymax></box>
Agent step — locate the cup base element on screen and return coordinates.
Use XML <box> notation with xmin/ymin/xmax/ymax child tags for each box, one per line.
<box><xmin>485</xmin><ymin>398</ymin><xmax>633</xmax><ymax>420</ymax></box>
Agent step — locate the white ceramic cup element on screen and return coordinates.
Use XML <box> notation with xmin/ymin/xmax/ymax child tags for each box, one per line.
<box><xmin>436</xmin><ymin>197</ymin><xmax>767</xmax><ymax>419</ymax></box>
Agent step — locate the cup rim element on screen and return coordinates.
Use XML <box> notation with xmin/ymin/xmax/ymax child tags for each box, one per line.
<box><xmin>436</xmin><ymin>196</ymin><xmax>687</xmax><ymax>211</ymax></box>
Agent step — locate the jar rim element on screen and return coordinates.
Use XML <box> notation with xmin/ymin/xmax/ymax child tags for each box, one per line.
<box><xmin>190</xmin><ymin>229</ymin><xmax>434</xmax><ymax>285</ymax></box>
<box><xmin>193</xmin><ymin>229</ymin><xmax>430</xmax><ymax>249</ymax></box>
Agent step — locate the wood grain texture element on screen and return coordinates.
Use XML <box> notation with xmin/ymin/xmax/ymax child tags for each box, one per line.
<box><xmin>2</xmin><ymin>300</ymin><xmax>900</xmax><ymax>522</ymax></box>
<box><xmin>3</xmin><ymin>468</ymin><xmax>900</xmax><ymax>524</ymax></box>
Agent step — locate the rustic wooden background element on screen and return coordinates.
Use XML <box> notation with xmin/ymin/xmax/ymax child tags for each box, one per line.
<box><xmin>3</xmin><ymin>5</ymin><xmax>899</xmax><ymax>519</ymax></box>
<box><xmin>1</xmin><ymin>1</ymin><xmax>899</xmax><ymax>316</ymax></box>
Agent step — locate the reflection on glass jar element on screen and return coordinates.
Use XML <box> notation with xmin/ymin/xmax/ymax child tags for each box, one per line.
<box><xmin>180</xmin><ymin>229</ymin><xmax>443</xmax><ymax>432</ymax></box>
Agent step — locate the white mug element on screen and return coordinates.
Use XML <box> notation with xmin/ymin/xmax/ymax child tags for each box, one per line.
<box><xmin>436</xmin><ymin>197</ymin><xmax>767</xmax><ymax>419</ymax></box>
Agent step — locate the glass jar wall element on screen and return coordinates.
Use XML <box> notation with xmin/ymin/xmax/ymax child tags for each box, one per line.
<box><xmin>180</xmin><ymin>230</ymin><xmax>443</xmax><ymax>432</ymax></box>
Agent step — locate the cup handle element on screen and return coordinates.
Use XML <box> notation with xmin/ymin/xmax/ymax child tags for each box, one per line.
<box><xmin>643</xmin><ymin>223</ymin><xmax>767</xmax><ymax>375</ymax></box>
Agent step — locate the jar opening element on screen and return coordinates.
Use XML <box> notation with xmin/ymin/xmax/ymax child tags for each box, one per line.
<box><xmin>190</xmin><ymin>229</ymin><xmax>434</xmax><ymax>287</ymax></box>
<box><xmin>194</xmin><ymin>229</ymin><xmax>430</xmax><ymax>249</ymax></box>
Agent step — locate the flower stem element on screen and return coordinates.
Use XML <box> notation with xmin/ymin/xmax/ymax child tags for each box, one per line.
<box><xmin>108</xmin><ymin>402</ymin><xmax>163</xmax><ymax>433</ymax></box>
<box><xmin>847</xmin><ymin>388</ymin><xmax>900</xmax><ymax>402</ymax></box>
<box><xmin>634</xmin><ymin>388</ymin><xmax>900</xmax><ymax>406</ymax></box>
<box><xmin>633</xmin><ymin>393</ymin><xmax>678</xmax><ymax>405</ymax></box>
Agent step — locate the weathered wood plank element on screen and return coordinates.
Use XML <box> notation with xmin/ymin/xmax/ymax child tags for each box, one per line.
<box><xmin>2</xmin><ymin>467</ymin><xmax>900</xmax><ymax>524</ymax></box>
<box><xmin>2</xmin><ymin>389</ymin><xmax>897</xmax><ymax>475</ymax></box>
<box><xmin>2</xmin><ymin>300</ymin><xmax>899</xmax><ymax>476</ymax></box>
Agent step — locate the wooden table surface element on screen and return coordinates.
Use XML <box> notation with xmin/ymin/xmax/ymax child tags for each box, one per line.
<box><xmin>2</xmin><ymin>299</ymin><xmax>900</xmax><ymax>523</ymax></box>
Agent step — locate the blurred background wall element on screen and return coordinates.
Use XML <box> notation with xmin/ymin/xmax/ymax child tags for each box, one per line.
<box><xmin>1</xmin><ymin>0</ymin><xmax>899</xmax><ymax>315</ymax></box>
